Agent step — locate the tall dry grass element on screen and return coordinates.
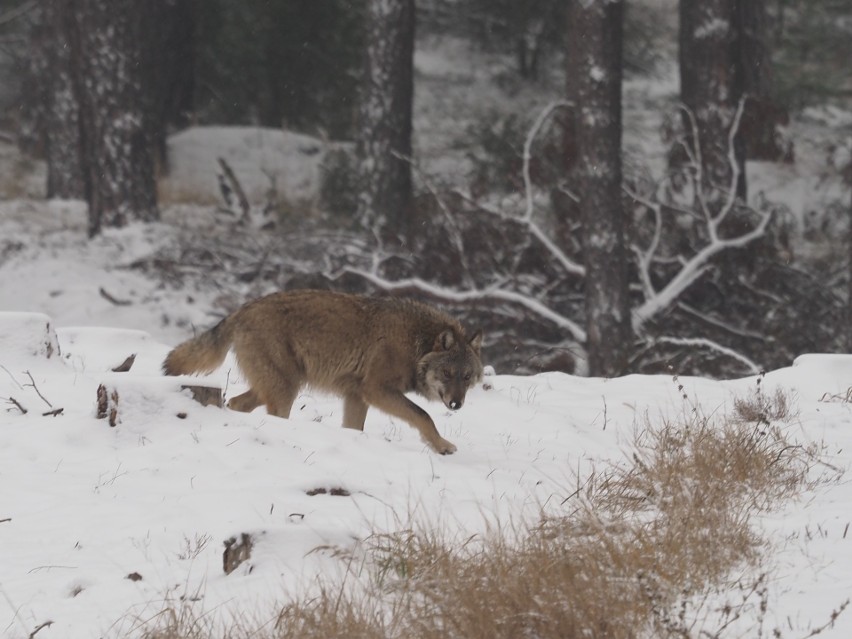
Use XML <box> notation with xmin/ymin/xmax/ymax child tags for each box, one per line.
<box><xmin>134</xmin><ymin>388</ymin><xmax>838</xmax><ymax>639</ymax></box>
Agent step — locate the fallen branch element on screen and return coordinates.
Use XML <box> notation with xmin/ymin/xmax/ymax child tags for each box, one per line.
<box><xmin>217</xmin><ymin>157</ymin><xmax>251</xmax><ymax>223</ymax></box>
<box><xmin>3</xmin><ymin>396</ymin><xmax>27</xmax><ymax>414</ymax></box>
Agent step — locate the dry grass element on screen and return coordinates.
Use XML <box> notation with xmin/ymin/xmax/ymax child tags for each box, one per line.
<box><xmin>157</xmin><ymin>179</ymin><xmax>220</xmax><ymax>207</ymax></box>
<box><xmin>131</xmin><ymin>390</ymin><xmax>836</xmax><ymax>639</ymax></box>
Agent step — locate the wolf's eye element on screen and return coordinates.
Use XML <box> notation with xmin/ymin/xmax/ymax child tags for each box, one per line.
<box><xmin>463</xmin><ymin>372</ymin><xmax>471</xmax><ymax>381</ymax></box>
<box><xmin>443</xmin><ymin>370</ymin><xmax>453</xmax><ymax>380</ymax></box>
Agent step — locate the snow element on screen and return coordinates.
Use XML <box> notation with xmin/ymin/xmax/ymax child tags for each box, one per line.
<box><xmin>1</xmin><ymin>18</ymin><xmax>851</xmax><ymax>639</ymax></box>
<box><xmin>1</xmin><ymin>200</ymin><xmax>851</xmax><ymax>638</ymax></box>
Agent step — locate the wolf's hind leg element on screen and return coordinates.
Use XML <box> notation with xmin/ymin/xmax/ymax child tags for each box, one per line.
<box><xmin>258</xmin><ymin>380</ymin><xmax>298</xmax><ymax>419</ymax></box>
<box><xmin>342</xmin><ymin>394</ymin><xmax>368</xmax><ymax>430</ymax></box>
<box><xmin>228</xmin><ymin>389</ymin><xmax>262</xmax><ymax>412</ymax></box>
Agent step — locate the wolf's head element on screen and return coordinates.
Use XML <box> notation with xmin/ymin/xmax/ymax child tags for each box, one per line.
<box><xmin>417</xmin><ymin>329</ymin><xmax>484</xmax><ymax>410</ymax></box>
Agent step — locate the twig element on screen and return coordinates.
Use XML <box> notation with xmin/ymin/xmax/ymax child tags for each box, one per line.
<box><xmin>0</xmin><ymin>517</ymin><xmax>11</xmax><ymax>523</ymax></box>
<box><xmin>42</xmin><ymin>408</ymin><xmax>64</xmax><ymax>417</ymax></box>
<box><xmin>0</xmin><ymin>364</ymin><xmax>23</xmax><ymax>390</ymax></box>
<box><xmin>99</xmin><ymin>287</ymin><xmax>132</xmax><ymax>306</ymax></box>
<box><xmin>799</xmin><ymin>599</ymin><xmax>849</xmax><ymax>638</ymax></box>
<box><xmin>29</xmin><ymin>620</ymin><xmax>54</xmax><ymax>639</ymax></box>
<box><xmin>23</xmin><ymin>371</ymin><xmax>53</xmax><ymax>408</ymax></box>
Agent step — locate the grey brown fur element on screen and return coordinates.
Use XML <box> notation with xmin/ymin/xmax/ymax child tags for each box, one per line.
<box><xmin>163</xmin><ymin>290</ymin><xmax>483</xmax><ymax>454</ymax></box>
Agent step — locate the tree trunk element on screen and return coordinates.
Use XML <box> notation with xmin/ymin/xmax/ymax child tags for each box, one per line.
<box><xmin>77</xmin><ymin>0</ymin><xmax>158</xmax><ymax>236</ymax></box>
<box><xmin>40</xmin><ymin>0</ymin><xmax>159</xmax><ymax>235</ymax></box>
<box><xmin>142</xmin><ymin>0</ymin><xmax>196</xmax><ymax>173</ymax></box>
<box><xmin>733</xmin><ymin>0</ymin><xmax>791</xmax><ymax>162</ymax></box>
<box><xmin>355</xmin><ymin>0</ymin><xmax>415</xmax><ymax>243</ymax></box>
<box><xmin>678</xmin><ymin>0</ymin><xmax>746</xmax><ymax>203</ymax></box>
<box><xmin>568</xmin><ymin>1</ymin><xmax>631</xmax><ymax>377</ymax></box>
<box><xmin>42</xmin><ymin>0</ymin><xmax>85</xmax><ymax>198</ymax></box>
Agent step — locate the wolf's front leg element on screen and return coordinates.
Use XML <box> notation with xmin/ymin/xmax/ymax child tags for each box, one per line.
<box><xmin>364</xmin><ymin>387</ymin><xmax>456</xmax><ymax>454</ymax></box>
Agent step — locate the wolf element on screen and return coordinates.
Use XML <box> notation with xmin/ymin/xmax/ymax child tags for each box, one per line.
<box><xmin>162</xmin><ymin>290</ymin><xmax>484</xmax><ymax>454</ymax></box>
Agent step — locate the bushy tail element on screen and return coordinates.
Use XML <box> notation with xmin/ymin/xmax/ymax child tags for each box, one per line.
<box><xmin>162</xmin><ymin>318</ymin><xmax>233</xmax><ymax>376</ymax></box>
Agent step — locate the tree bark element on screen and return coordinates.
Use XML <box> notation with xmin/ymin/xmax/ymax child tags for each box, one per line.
<box><xmin>567</xmin><ymin>1</ymin><xmax>631</xmax><ymax>377</ymax></box>
<box><xmin>355</xmin><ymin>0</ymin><xmax>415</xmax><ymax>243</ymax></box>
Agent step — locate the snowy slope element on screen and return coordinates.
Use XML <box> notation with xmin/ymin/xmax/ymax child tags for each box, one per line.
<box><xmin>1</xmin><ymin>301</ymin><xmax>852</xmax><ymax>637</ymax></box>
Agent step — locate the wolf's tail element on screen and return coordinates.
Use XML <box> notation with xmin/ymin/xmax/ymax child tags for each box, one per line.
<box><xmin>162</xmin><ymin>318</ymin><xmax>234</xmax><ymax>376</ymax></box>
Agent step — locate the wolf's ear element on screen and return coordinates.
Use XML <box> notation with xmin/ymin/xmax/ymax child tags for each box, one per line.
<box><xmin>468</xmin><ymin>329</ymin><xmax>483</xmax><ymax>354</ymax></box>
<box><xmin>434</xmin><ymin>330</ymin><xmax>456</xmax><ymax>351</ymax></box>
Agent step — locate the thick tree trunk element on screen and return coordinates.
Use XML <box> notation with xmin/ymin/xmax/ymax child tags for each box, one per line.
<box><xmin>679</xmin><ymin>0</ymin><xmax>745</xmax><ymax>203</ymax></box>
<box><xmin>355</xmin><ymin>0</ymin><xmax>415</xmax><ymax>243</ymax></box>
<box><xmin>143</xmin><ymin>0</ymin><xmax>196</xmax><ymax>173</ymax></box>
<box><xmin>42</xmin><ymin>0</ymin><xmax>85</xmax><ymax>198</ymax></box>
<box><xmin>77</xmin><ymin>0</ymin><xmax>158</xmax><ymax>236</ymax></box>
<box><xmin>568</xmin><ymin>1</ymin><xmax>632</xmax><ymax>377</ymax></box>
<box><xmin>40</xmin><ymin>0</ymin><xmax>158</xmax><ymax>235</ymax></box>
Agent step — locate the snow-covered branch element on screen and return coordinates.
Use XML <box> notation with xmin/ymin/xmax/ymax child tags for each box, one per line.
<box><xmin>627</xmin><ymin>99</ymin><xmax>772</xmax><ymax>333</ymax></box>
<box><xmin>654</xmin><ymin>336</ymin><xmax>761</xmax><ymax>374</ymax></box>
<box><xmin>337</xmin><ymin>268</ymin><xmax>587</xmax><ymax>343</ymax></box>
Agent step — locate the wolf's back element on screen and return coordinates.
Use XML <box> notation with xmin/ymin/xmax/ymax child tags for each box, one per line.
<box><xmin>162</xmin><ymin>318</ymin><xmax>233</xmax><ymax>376</ymax></box>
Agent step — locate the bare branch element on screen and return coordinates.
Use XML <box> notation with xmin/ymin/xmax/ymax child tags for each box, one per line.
<box><xmin>521</xmin><ymin>100</ymin><xmax>572</xmax><ymax>223</ymax></box>
<box><xmin>627</xmin><ymin>102</ymin><xmax>773</xmax><ymax>333</ymax></box>
<box><xmin>453</xmin><ymin>191</ymin><xmax>585</xmax><ymax>277</ymax></box>
<box><xmin>393</xmin><ymin>150</ymin><xmax>476</xmax><ymax>289</ymax></box>
<box><xmin>715</xmin><ymin>96</ymin><xmax>748</xmax><ymax>232</ymax></box>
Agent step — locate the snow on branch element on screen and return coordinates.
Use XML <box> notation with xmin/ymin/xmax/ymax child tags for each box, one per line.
<box><xmin>338</xmin><ymin>268</ymin><xmax>587</xmax><ymax>343</ymax></box>
<box><xmin>626</xmin><ymin>98</ymin><xmax>772</xmax><ymax>333</ymax></box>
<box><xmin>654</xmin><ymin>336</ymin><xmax>761</xmax><ymax>374</ymax></box>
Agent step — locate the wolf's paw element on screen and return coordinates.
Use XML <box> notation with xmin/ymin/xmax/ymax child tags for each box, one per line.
<box><xmin>433</xmin><ymin>438</ymin><xmax>457</xmax><ymax>455</ymax></box>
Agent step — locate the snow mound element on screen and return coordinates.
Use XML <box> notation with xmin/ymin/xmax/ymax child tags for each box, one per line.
<box><xmin>163</xmin><ymin>126</ymin><xmax>334</xmax><ymax>206</ymax></box>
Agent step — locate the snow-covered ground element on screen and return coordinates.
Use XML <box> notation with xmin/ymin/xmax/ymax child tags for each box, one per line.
<box><xmin>1</xmin><ymin>19</ymin><xmax>851</xmax><ymax>638</ymax></box>
<box><xmin>1</xmin><ymin>244</ymin><xmax>851</xmax><ymax>636</ymax></box>
<box><xmin>0</xmin><ymin>193</ymin><xmax>850</xmax><ymax>637</ymax></box>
